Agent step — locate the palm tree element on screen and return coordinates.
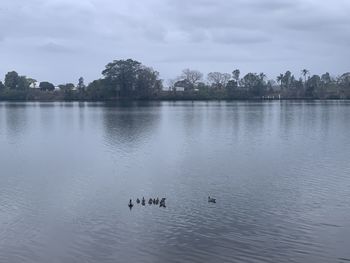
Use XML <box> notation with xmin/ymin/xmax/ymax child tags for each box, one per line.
<box><xmin>27</xmin><ymin>78</ymin><xmax>37</xmax><ymax>88</ymax></box>
<box><xmin>301</xmin><ymin>69</ymin><xmax>309</xmax><ymax>86</ymax></box>
<box><xmin>277</xmin><ymin>73</ymin><xmax>284</xmax><ymax>90</ymax></box>
<box><xmin>259</xmin><ymin>72</ymin><xmax>266</xmax><ymax>81</ymax></box>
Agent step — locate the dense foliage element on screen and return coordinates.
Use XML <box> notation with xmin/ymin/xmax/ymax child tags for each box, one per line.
<box><xmin>1</xmin><ymin>59</ymin><xmax>350</xmax><ymax>100</ymax></box>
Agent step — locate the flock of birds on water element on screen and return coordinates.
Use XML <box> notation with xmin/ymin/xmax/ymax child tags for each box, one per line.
<box><xmin>128</xmin><ymin>196</ymin><xmax>216</xmax><ymax>209</ymax></box>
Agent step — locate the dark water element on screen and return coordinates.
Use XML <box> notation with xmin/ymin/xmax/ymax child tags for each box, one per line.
<box><xmin>0</xmin><ymin>101</ymin><xmax>350</xmax><ymax>263</ymax></box>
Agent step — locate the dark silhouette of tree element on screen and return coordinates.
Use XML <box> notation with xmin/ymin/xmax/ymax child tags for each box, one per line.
<box><xmin>86</xmin><ymin>79</ymin><xmax>112</xmax><ymax>100</ymax></box>
<box><xmin>102</xmin><ymin>59</ymin><xmax>142</xmax><ymax>98</ymax></box>
<box><xmin>27</xmin><ymin>78</ymin><xmax>37</xmax><ymax>88</ymax></box>
<box><xmin>17</xmin><ymin>76</ymin><xmax>30</xmax><ymax>90</ymax></box>
<box><xmin>1</xmin><ymin>59</ymin><xmax>350</xmax><ymax>100</ymax></box>
<box><xmin>102</xmin><ymin>59</ymin><xmax>162</xmax><ymax>99</ymax></box>
<box><xmin>77</xmin><ymin>77</ymin><xmax>86</xmax><ymax>92</ymax></box>
<box><xmin>39</xmin><ymin>82</ymin><xmax>55</xmax><ymax>91</ymax></box>
<box><xmin>282</xmin><ymin>71</ymin><xmax>293</xmax><ymax>90</ymax></box>
<box><xmin>58</xmin><ymin>83</ymin><xmax>75</xmax><ymax>91</ymax></box>
<box><xmin>232</xmin><ymin>69</ymin><xmax>240</xmax><ymax>84</ymax></box>
<box><xmin>4</xmin><ymin>71</ymin><xmax>30</xmax><ymax>90</ymax></box>
<box><xmin>5</xmin><ymin>71</ymin><xmax>19</xmax><ymax>89</ymax></box>
<box><xmin>277</xmin><ymin>74</ymin><xmax>284</xmax><ymax>90</ymax></box>
<box><xmin>301</xmin><ymin>69</ymin><xmax>310</xmax><ymax>87</ymax></box>
<box><xmin>240</xmin><ymin>73</ymin><xmax>266</xmax><ymax>96</ymax></box>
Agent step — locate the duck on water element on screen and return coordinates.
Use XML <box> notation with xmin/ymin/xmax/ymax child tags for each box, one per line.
<box><xmin>129</xmin><ymin>197</ymin><xmax>166</xmax><ymax>208</ymax></box>
<box><xmin>159</xmin><ymin>198</ymin><xmax>166</xmax><ymax>208</ymax></box>
<box><xmin>129</xmin><ymin>196</ymin><xmax>215</xmax><ymax>209</ymax></box>
<box><xmin>128</xmin><ymin>199</ymin><xmax>134</xmax><ymax>209</ymax></box>
<box><xmin>208</xmin><ymin>196</ymin><xmax>216</xmax><ymax>203</ymax></box>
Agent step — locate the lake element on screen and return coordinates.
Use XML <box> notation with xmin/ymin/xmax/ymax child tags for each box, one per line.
<box><xmin>0</xmin><ymin>101</ymin><xmax>350</xmax><ymax>263</ymax></box>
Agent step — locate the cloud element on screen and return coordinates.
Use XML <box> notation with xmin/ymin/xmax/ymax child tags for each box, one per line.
<box><xmin>0</xmin><ymin>0</ymin><xmax>349</xmax><ymax>83</ymax></box>
<box><xmin>39</xmin><ymin>42</ymin><xmax>74</xmax><ymax>53</ymax></box>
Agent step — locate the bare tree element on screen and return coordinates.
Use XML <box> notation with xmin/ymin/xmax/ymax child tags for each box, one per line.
<box><xmin>207</xmin><ymin>72</ymin><xmax>231</xmax><ymax>88</ymax></box>
<box><xmin>167</xmin><ymin>79</ymin><xmax>177</xmax><ymax>91</ymax></box>
<box><xmin>181</xmin><ymin>69</ymin><xmax>203</xmax><ymax>86</ymax></box>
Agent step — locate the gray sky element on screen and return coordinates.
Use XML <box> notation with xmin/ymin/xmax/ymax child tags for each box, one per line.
<box><xmin>0</xmin><ymin>0</ymin><xmax>349</xmax><ymax>85</ymax></box>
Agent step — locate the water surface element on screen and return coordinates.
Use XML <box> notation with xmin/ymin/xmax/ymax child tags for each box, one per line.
<box><xmin>0</xmin><ymin>101</ymin><xmax>350</xmax><ymax>263</ymax></box>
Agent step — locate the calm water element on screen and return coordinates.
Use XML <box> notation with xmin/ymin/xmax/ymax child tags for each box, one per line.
<box><xmin>0</xmin><ymin>101</ymin><xmax>350</xmax><ymax>263</ymax></box>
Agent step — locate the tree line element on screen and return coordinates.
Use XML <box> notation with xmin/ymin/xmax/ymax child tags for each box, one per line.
<box><xmin>1</xmin><ymin>59</ymin><xmax>350</xmax><ymax>100</ymax></box>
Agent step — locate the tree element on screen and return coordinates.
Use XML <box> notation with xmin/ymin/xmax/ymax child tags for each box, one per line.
<box><xmin>101</xmin><ymin>59</ymin><xmax>162</xmax><ymax>98</ymax></box>
<box><xmin>266</xmin><ymin>79</ymin><xmax>276</xmax><ymax>93</ymax></box>
<box><xmin>5</xmin><ymin>71</ymin><xmax>19</xmax><ymax>89</ymax></box>
<box><xmin>226</xmin><ymin>80</ymin><xmax>238</xmax><ymax>90</ymax></box>
<box><xmin>282</xmin><ymin>71</ymin><xmax>293</xmax><ymax>90</ymax></box>
<box><xmin>77</xmin><ymin>77</ymin><xmax>86</xmax><ymax>92</ymax></box>
<box><xmin>27</xmin><ymin>78</ymin><xmax>37</xmax><ymax>88</ymax></box>
<box><xmin>59</xmin><ymin>83</ymin><xmax>76</xmax><ymax>100</ymax></box>
<box><xmin>232</xmin><ymin>69</ymin><xmax>240</xmax><ymax>84</ymax></box>
<box><xmin>4</xmin><ymin>72</ymin><xmax>31</xmax><ymax>90</ymax></box>
<box><xmin>321</xmin><ymin>72</ymin><xmax>331</xmax><ymax>84</ymax></box>
<box><xmin>167</xmin><ymin>79</ymin><xmax>177</xmax><ymax>91</ymax></box>
<box><xmin>301</xmin><ymin>69</ymin><xmax>310</xmax><ymax>86</ymax></box>
<box><xmin>180</xmin><ymin>69</ymin><xmax>203</xmax><ymax>87</ymax></box>
<box><xmin>337</xmin><ymin>73</ymin><xmax>350</xmax><ymax>98</ymax></box>
<box><xmin>135</xmin><ymin>67</ymin><xmax>162</xmax><ymax>98</ymax></box>
<box><xmin>259</xmin><ymin>72</ymin><xmax>266</xmax><ymax>81</ymax></box>
<box><xmin>276</xmin><ymin>74</ymin><xmax>284</xmax><ymax>90</ymax></box>
<box><xmin>102</xmin><ymin>59</ymin><xmax>142</xmax><ymax>98</ymax></box>
<box><xmin>17</xmin><ymin>76</ymin><xmax>30</xmax><ymax>90</ymax></box>
<box><xmin>40</xmin><ymin>81</ymin><xmax>55</xmax><ymax>91</ymax></box>
<box><xmin>240</xmin><ymin>73</ymin><xmax>266</xmax><ymax>96</ymax></box>
<box><xmin>174</xmin><ymin>79</ymin><xmax>193</xmax><ymax>91</ymax></box>
<box><xmin>338</xmin><ymin>72</ymin><xmax>350</xmax><ymax>87</ymax></box>
<box><xmin>304</xmin><ymin>75</ymin><xmax>321</xmax><ymax>97</ymax></box>
<box><xmin>0</xmin><ymin>81</ymin><xmax>5</xmax><ymax>90</ymax></box>
<box><xmin>86</xmin><ymin>79</ymin><xmax>113</xmax><ymax>100</ymax></box>
<box><xmin>207</xmin><ymin>72</ymin><xmax>231</xmax><ymax>89</ymax></box>
<box><xmin>226</xmin><ymin>80</ymin><xmax>238</xmax><ymax>97</ymax></box>
<box><xmin>58</xmin><ymin>83</ymin><xmax>75</xmax><ymax>91</ymax></box>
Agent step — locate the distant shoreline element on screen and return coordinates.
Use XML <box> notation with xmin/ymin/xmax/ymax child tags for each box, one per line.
<box><xmin>1</xmin><ymin>97</ymin><xmax>349</xmax><ymax>103</ymax></box>
<box><xmin>1</xmin><ymin>59</ymin><xmax>350</xmax><ymax>101</ymax></box>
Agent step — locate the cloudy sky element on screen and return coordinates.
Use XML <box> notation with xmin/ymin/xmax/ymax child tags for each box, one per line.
<box><xmin>0</xmin><ymin>0</ymin><xmax>349</xmax><ymax>85</ymax></box>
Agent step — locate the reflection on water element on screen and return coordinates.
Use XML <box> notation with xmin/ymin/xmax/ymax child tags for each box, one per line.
<box><xmin>4</xmin><ymin>103</ymin><xmax>29</xmax><ymax>144</ymax></box>
<box><xmin>0</xmin><ymin>101</ymin><xmax>350</xmax><ymax>263</ymax></box>
<box><xmin>102</xmin><ymin>102</ymin><xmax>161</xmax><ymax>152</ymax></box>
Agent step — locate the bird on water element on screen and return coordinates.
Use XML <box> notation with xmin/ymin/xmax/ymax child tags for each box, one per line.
<box><xmin>159</xmin><ymin>198</ymin><xmax>166</xmax><ymax>208</ymax></box>
<box><xmin>208</xmin><ymin>196</ymin><xmax>216</xmax><ymax>203</ymax></box>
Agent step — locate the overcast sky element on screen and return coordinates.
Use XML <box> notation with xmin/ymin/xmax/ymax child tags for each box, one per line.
<box><xmin>0</xmin><ymin>0</ymin><xmax>349</xmax><ymax>85</ymax></box>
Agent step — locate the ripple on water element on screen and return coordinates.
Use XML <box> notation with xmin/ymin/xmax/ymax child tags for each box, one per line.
<box><xmin>1</xmin><ymin>101</ymin><xmax>350</xmax><ymax>262</ymax></box>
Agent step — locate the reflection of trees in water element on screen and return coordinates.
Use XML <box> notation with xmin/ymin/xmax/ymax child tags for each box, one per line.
<box><xmin>102</xmin><ymin>102</ymin><xmax>161</xmax><ymax>152</ymax></box>
<box><xmin>279</xmin><ymin>101</ymin><xmax>333</xmax><ymax>139</ymax></box>
<box><xmin>4</xmin><ymin>103</ymin><xmax>29</xmax><ymax>142</ymax></box>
